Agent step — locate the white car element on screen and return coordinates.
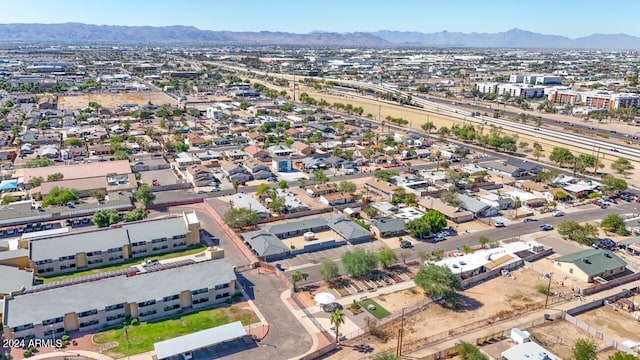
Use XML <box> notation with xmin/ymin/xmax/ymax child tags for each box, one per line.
<box><xmin>552</xmin><ymin>211</ymin><xmax>565</xmax><ymax>217</ymax></box>
<box><xmin>182</xmin><ymin>352</ymin><xmax>193</xmax><ymax>360</ymax></box>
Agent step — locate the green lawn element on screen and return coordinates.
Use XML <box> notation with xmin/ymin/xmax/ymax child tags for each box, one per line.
<box><xmin>359</xmin><ymin>299</ymin><xmax>391</xmax><ymax>319</ymax></box>
<box><xmin>93</xmin><ymin>306</ymin><xmax>258</xmax><ymax>357</ymax></box>
<box><xmin>40</xmin><ymin>244</ymin><xmax>206</xmax><ymax>283</ymax></box>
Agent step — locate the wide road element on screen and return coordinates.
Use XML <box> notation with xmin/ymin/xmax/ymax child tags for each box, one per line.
<box><xmin>286</xmin><ymin>201</ymin><xmax>639</xmax><ymax>284</ymax></box>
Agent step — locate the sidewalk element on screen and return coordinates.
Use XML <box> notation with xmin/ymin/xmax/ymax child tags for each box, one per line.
<box><xmin>27</xmin><ymin>350</ymin><xmax>115</xmax><ymax>360</ymax></box>
<box><xmin>280</xmin><ymin>289</ymin><xmax>323</xmax><ymax>360</ymax></box>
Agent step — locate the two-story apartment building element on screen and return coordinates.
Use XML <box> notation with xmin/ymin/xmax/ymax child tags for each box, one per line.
<box><xmin>28</xmin><ymin>212</ymin><xmax>200</xmax><ymax>276</ymax></box>
<box><xmin>2</xmin><ymin>259</ymin><xmax>236</xmax><ymax>341</ymax></box>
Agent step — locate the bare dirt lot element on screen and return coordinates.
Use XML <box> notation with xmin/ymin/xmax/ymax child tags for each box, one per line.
<box><xmin>58</xmin><ymin>91</ymin><xmax>176</xmax><ymax>110</ymax></box>
<box><xmin>528</xmin><ymin>320</ymin><xmax>609</xmax><ymax>360</ymax></box>
<box><xmin>576</xmin><ymin>306</ymin><xmax>640</xmax><ymax>344</ymax></box>
<box><xmin>326</xmin><ymin>268</ymin><xmax>572</xmax><ymax>360</ymax></box>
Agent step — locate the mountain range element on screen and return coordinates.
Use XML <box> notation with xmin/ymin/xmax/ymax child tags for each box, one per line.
<box><xmin>1</xmin><ymin>23</ymin><xmax>639</xmax><ymax>49</ymax></box>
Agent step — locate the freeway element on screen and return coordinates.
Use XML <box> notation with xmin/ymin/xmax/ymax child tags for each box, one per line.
<box><xmin>209</xmin><ymin>61</ymin><xmax>640</xmax><ymax>162</ymax></box>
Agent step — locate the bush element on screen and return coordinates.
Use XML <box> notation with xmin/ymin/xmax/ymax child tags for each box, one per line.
<box><xmin>130</xmin><ymin>318</ymin><xmax>139</xmax><ymax>326</ymax></box>
<box><xmin>61</xmin><ymin>334</ymin><xmax>70</xmax><ymax>342</ymax></box>
<box><xmin>536</xmin><ymin>284</ymin><xmax>550</xmax><ymax>295</ymax></box>
<box><xmin>23</xmin><ymin>351</ymin><xmax>32</xmax><ymax>358</ymax></box>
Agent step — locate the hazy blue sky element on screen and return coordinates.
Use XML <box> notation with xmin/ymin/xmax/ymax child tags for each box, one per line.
<box><xmin>0</xmin><ymin>0</ymin><xmax>637</xmax><ymax>37</ymax></box>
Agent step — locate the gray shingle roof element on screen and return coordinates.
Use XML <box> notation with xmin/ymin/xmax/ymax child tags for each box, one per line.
<box><xmin>370</xmin><ymin>218</ymin><xmax>406</xmax><ymax>233</ymax></box>
<box><xmin>328</xmin><ymin>216</ymin><xmax>370</xmax><ymax>241</ymax></box>
<box><xmin>244</xmin><ymin>233</ymin><xmax>290</xmax><ymax>257</ymax></box>
<box><xmin>458</xmin><ymin>194</ymin><xmax>491</xmax><ymax>214</ymax></box>
<box><xmin>3</xmin><ymin>259</ymin><xmax>236</xmax><ymax>328</ymax></box>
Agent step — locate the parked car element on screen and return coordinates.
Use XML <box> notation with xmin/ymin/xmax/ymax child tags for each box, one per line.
<box><xmin>400</xmin><ymin>240</ymin><xmax>413</xmax><ymax>249</ymax></box>
<box><xmin>275</xmin><ymin>263</ymin><xmax>285</xmax><ymax>272</ymax></box>
<box><xmin>522</xmin><ymin>218</ymin><xmax>538</xmax><ymax>223</ymax></box>
<box><xmin>591</xmin><ymin>200</ymin><xmax>602</xmax><ymax>206</ymax></box>
<box><xmin>493</xmin><ymin>221</ymin><xmax>505</xmax><ymax>228</ymax></box>
<box><xmin>552</xmin><ymin>211</ymin><xmax>564</xmax><ymax>217</ymax></box>
<box><xmin>182</xmin><ymin>352</ymin><xmax>193</xmax><ymax>360</ymax></box>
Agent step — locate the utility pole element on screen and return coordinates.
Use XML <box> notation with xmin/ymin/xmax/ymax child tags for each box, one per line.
<box><xmin>544</xmin><ymin>272</ymin><xmax>554</xmax><ymax>308</ymax></box>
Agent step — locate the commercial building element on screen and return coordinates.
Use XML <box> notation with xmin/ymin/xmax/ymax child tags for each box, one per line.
<box><xmin>28</xmin><ymin>212</ymin><xmax>200</xmax><ymax>276</ymax></box>
<box><xmin>2</xmin><ymin>259</ymin><xmax>236</xmax><ymax>341</ymax></box>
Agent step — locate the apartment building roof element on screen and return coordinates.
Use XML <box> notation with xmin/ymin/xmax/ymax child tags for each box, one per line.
<box><xmin>3</xmin><ymin>259</ymin><xmax>235</xmax><ymax>328</ymax></box>
<box><xmin>0</xmin><ymin>265</ymin><xmax>33</xmax><ymax>295</ymax></box>
<box><xmin>29</xmin><ymin>215</ymin><xmax>190</xmax><ymax>262</ymax></box>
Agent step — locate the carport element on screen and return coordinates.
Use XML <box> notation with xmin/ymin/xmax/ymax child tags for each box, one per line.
<box><xmin>154</xmin><ymin>321</ymin><xmax>247</xmax><ymax>360</ymax></box>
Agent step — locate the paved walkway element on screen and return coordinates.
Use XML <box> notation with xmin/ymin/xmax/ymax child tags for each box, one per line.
<box><xmin>27</xmin><ymin>350</ymin><xmax>114</xmax><ymax>360</ymax></box>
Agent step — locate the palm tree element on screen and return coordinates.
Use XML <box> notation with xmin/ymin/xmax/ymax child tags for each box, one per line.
<box><xmin>291</xmin><ymin>271</ymin><xmax>309</xmax><ymax>292</ymax></box>
<box><xmin>330</xmin><ymin>309</ymin><xmax>345</xmax><ymax>344</ymax></box>
<box><xmin>298</xmin><ymin>178</ymin><xmax>307</xmax><ymax>188</ymax></box>
<box><xmin>232</xmin><ymin>179</ymin><xmax>241</xmax><ymax>194</ymax></box>
<box><xmin>513</xmin><ymin>196</ymin><xmax>522</xmax><ymax>218</ymax></box>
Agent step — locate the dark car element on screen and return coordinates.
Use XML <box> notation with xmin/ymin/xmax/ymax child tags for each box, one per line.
<box><xmin>522</xmin><ymin>218</ymin><xmax>538</xmax><ymax>223</ymax></box>
<box><xmin>275</xmin><ymin>263</ymin><xmax>285</xmax><ymax>272</ymax></box>
<box><xmin>400</xmin><ymin>240</ymin><xmax>413</xmax><ymax>249</ymax></box>
<box><xmin>539</xmin><ymin>224</ymin><xmax>554</xmax><ymax>231</ymax></box>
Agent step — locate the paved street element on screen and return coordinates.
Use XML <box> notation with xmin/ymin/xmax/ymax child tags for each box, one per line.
<box><xmin>285</xmin><ymin>201</ymin><xmax>639</xmax><ymax>283</ymax></box>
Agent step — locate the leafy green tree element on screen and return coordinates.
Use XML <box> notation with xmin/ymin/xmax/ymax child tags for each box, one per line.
<box><xmin>373</xmin><ymin>353</ymin><xmax>401</xmax><ymax>360</ymax></box>
<box><xmin>133</xmin><ymin>183</ymin><xmax>156</xmax><ymax>207</ymax></box>
<box><xmin>573</xmin><ymin>338</ymin><xmax>597</xmax><ymax>360</ymax></box>
<box><xmin>64</xmin><ymin>138</ymin><xmax>83</xmax><ymax>147</ymax></box>
<box><xmin>291</xmin><ymin>271</ymin><xmax>309</xmax><ymax>292</ymax></box>
<box><xmin>114</xmin><ymin>149</ymin><xmax>130</xmax><ymax>161</ymax></box>
<box><xmin>1</xmin><ymin>195</ymin><xmax>20</xmax><ymax>205</ymax></box>
<box><xmin>557</xmin><ymin>221</ymin><xmax>598</xmax><ymax>245</ymax></box>
<box><xmin>600</xmin><ymin>213</ymin><xmax>629</xmax><ymax>235</ymax></box>
<box><xmin>337</xmin><ymin>180</ymin><xmax>357</xmax><ymax>194</ymax></box>
<box><xmin>600</xmin><ymin>176</ymin><xmax>628</xmax><ymax>195</ymax></box>
<box><xmin>456</xmin><ymin>341</ymin><xmax>489</xmax><ymax>360</ymax></box>
<box><xmin>478</xmin><ymin>236</ymin><xmax>491</xmax><ymax>249</ymax></box>
<box><xmin>123</xmin><ymin>207</ymin><xmax>148</xmax><ymax>222</ymax></box>
<box><xmin>92</xmin><ymin>209</ymin><xmax>119</xmax><ymax>227</ymax></box>
<box><xmin>421</xmin><ymin>121</ymin><xmax>436</xmax><ymax>133</ymax></box>
<box><xmin>549</xmin><ymin>147</ymin><xmax>575</xmax><ymax>167</ymax></box>
<box><xmin>42</xmin><ymin>187</ymin><xmax>79</xmax><ymax>207</ymax></box>
<box><xmin>24</xmin><ymin>158</ymin><xmax>55</xmax><ymax>168</ymax></box>
<box><xmin>608</xmin><ymin>352</ymin><xmax>640</xmax><ymax>360</ymax></box>
<box><xmin>611</xmin><ymin>157</ymin><xmax>633</xmax><ymax>176</ymax></box>
<box><xmin>373</xmin><ymin>170</ymin><xmax>400</xmax><ymax>182</ymax></box>
<box><xmin>90</xmin><ymin>189</ymin><xmax>106</xmax><ymax>201</ymax></box>
<box><xmin>423</xmin><ymin>210</ymin><xmax>447</xmax><ymax>232</ymax></box>
<box><xmin>175</xmin><ymin>142</ymin><xmax>189</xmax><ymax>153</ymax></box>
<box><xmin>223</xmin><ymin>207</ymin><xmax>260</xmax><ymax>229</ymax></box>
<box><xmin>313</xmin><ymin>169</ymin><xmax>329</xmax><ymax>184</ymax></box>
<box><xmin>47</xmin><ymin>173</ymin><xmax>64</xmax><ymax>182</ymax></box>
<box><xmin>268</xmin><ymin>195</ymin><xmax>286</xmax><ymax>214</ymax></box>
<box><xmin>341</xmin><ymin>249</ymin><xmax>379</xmax><ymax>277</ymax></box>
<box><xmin>319</xmin><ymin>259</ymin><xmax>339</xmax><ymax>283</ymax></box>
<box><xmin>329</xmin><ymin>309</ymin><xmax>345</xmax><ymax>344</ymax></box>
<box><xmin>378</xmin><ymin>247</ymin><xmax>398</xmax><ymax>268</ymax></box>
<box><xmin>278</xmin><ymin>180</ymin><xmax>289</xmax><ymax>190</ymax></box>
<box><xmin>414</xmin><ymin>264</ymin><xmax>462</xmax><ymax>304</ymax></box>
<box><xmin>29</xmin><ymin>176</ymin><xmax>44</xmax><ymax>187</ymax></box>
<box><xmin>441</xmin><ymin>190</ymin><xmax>461</xmax><ymax>206</ymax></box>
<box><xmin>256</xmin><ymin>183</ymin><xmax>272</xmax><ymax>196</ymax></box>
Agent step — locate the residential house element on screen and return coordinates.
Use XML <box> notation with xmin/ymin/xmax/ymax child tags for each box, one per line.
<box><xmin>229</xmin><ymin>193</ymin><xmax>269</xmax><ymax>218</ymax></box>
<box><xmin>175</xmin><ymin>152</ymin><xmax>201</xmax><ymax>169</ymax></box>
<box><xmin>2</xmin><ymin>259</ymin><xmax>236</xmax><ymax>341</ymax></box>
<box><xmin>272</xmin><ymin>157</ymin><xmax>293</xmax><ymax>173</ymax></box>
<box><xmin>243</xmin><ymin>158</ymin><xmax>273</xmax><ymax>180</ymax></box>
<box><xmin>320</xmin><ymin>192</ymin><xmax>355</xmax><ymax>206</ymax></box>
<box><xmin>243</xmin><ymin>233</ymin><xmax>291</xmax><ymax>261</ymax></box>
<box><xmin>505</xmin><ymin>191</ymin><xmax>546</xmax><ymax>208</ymax></box>
<box><xmin>40</xmin><ymin>145</ymin><xmax>59</xmax><ymax>159</ymax></box>
<box><xmin>266</xmin><ymin>145</ymin><xmax>293</xmax><ymax>157</ymax></box>
<box><xmin>62</xmin><ymin>146</ymin><xmax>88</xmax><ymax>160</ymax></box>
<box><xmin>89</xmin><ymin>144</ymin><xmax>112</xmax><ymax>156</ymax></box>
<box><xmin>220</xmin><ymin>161</ymin><xmax>253</xmax><ymax>183</ymax></box>
<box><xmin>458</xmin><ymin>194</ymin><xmax>496</xmax><ymax>217</ymax></box>
<box><xmin>305</xmin><ymin>184</ymin><xmax>337</xmax><ymax>198</ymax></box>
<box><xmin>479</xmin><ymin>193</ymin><xmax>513</xmax><ymax>210</ymax></box>
<box><xmin>417</xmin><ymin>197</ymin><xmax>474</xmax><ymax>223</ymax></box>
<box><xmin>482</xmin><ymin>160</ymin><xmax>542</xmax><ymax>179</ymax></box>
<box><xmin>225</xmin><ymin>149</ymin><xmax>246</xmax><ymax>160</ymax></box>
<box><xmin>521</xmin><ymin>180</ymin><xmax>561</xmax><ymax>202</ymax></box>
<box><xmin>185</xmin><ymin>165</ymin><xmax>217</xmax><ymax>187</ymax></box>
<box><xmin>501</xmin><ymin>340</ymin><xmax>560</xmax><ymax>360</ymax></box>
<box><xmin>196</xmin><ymin>150</ymin><xmax>222</xmax><ymax>161</ymax></box>
<box><xmin>185</xmin><ymin>133</ymin><xmax>208</xmax><ymax>148</ymax></box>
<box><xmin>247</xmin><ymin>132</ymin><xmax>266</xmax><ymax>144</ymax></box>
<box><xmin>290</xmin><ymin>141</ymin><xmax>316</xmax><ymax>156</ymax></box>
<box><xmin>553</xmin><ymin>249</ymin><xmax>627</xmax><ymax>283</ymax></box>
<box><xmin>370</xmin><ymin>218</ymin><xmax>407</xmax><ymax>238</ymax></box>
<box><xmin>364</xmin><ymin>181</ymin><xmax>399</xmax><ymax>201</ymax></box>
<box><xmin>243</xmin><ymin>145</ymin><xmax>270</xmax><ymax>161</ymax></box>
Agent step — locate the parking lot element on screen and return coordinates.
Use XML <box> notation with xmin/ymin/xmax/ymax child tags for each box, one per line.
<box><xmin>139</xmin><ymin>168</ymin><xmax>181</xmax><ymax>186</ymax></box>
